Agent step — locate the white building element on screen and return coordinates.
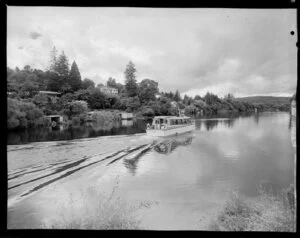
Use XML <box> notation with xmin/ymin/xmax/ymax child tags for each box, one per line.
<box><xmin>98</xmin><ymin>86</ymin><xmax>118</xmax><ymax>95</ymax></box>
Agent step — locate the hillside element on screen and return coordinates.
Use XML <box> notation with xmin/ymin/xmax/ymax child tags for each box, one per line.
<box><xmin>236</xmin><ymin>96</ymin><xmax>291</xmax><ymax>104</ymax></box>
<box><xmin>236</xmin><ymin>96</ymin><xmax>292</xmax><ymax>111</ymax></box>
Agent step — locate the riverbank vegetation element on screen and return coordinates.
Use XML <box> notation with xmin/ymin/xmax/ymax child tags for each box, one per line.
<box><xmin>41</xmin><ymin>179</ymin><xmax>143</xmax><ymax>229</ymax></box>
<box><xmin>209</xmin><ymin>184</ymin><xmax>295</xmax><ymax>232</ymax></box>
<box><xmin>7</xmin><ymin>46</ymin><xmax>292</xmax><ymax>130</ymax></box>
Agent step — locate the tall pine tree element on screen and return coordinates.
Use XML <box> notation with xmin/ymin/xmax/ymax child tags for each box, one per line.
<box><xmin>173</xmin><ymin>90</ymin><xmax>182</xmax><ymax>102</ymax></box>
<box><xmin>49</xmin><ymin>46</ymin><xmax>58</xmax><ymax>72</ymax></box>
<box><xmin>124</xmin><ymin>61</ymin><xmax>138</xmax><ymax>97</ymax></box>
<box><xmin>55</xmin><ymin>51</ymin><xmax>69</xmax><ymax>77</ymax></box>
<box><xmin>69</xmin><ymin>61</ymin><xmax>82</xmax><ymax>91</ymax></box>
<box><xmin>47</xmin><ymin>50</ymin><xmax>70</xmax><ymax>92</ymax></box>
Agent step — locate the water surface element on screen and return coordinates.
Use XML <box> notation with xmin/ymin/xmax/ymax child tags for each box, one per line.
<box><xmin>7</xmin><ymin>112</ymin><xmax>296</xmax><ymax>229</ymax></box>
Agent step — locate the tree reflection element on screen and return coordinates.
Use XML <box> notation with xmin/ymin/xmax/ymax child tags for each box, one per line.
<box><xmin>195</xmin><ymin>120</ymin><xmax>202</xmax><ymax>130</ymax></box>
<box><xmin>223</xmin><ymin>119</ymin><xmax>235</xmax><ymax>128</ymax></box>
<box><xmin>204</xmin><ymin>120</ymin><xmax>219</xmax><ymax>131</ymax></box>
<box><xmin>194</xmin><ymin>118</ymin><xmax>237</xmax><ymax>131</ymax></box>
<box><xmin>123</xmin><ymin>157</ymin><xmax>139</xmax><ymax>176</ymax></box>
<box><xmin>123</xmin><ymin>136</ymin><xmax>194</xmax><ymax>176</ymax></box>
<box><xmin>253</xmin><ymin>113</ymin><xmax>260</xmax><ymax>125</ymax></box>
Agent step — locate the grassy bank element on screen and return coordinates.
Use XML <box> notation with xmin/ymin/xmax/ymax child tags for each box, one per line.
<box><xmin>209</xmin><ymin>184</ymin><xmax>296</xmax><ymax>232</ymax></box>
<box><xmin>41</xmin><ymin>178</ymin><xmax>142</xmax><ymax>229</ymax></box>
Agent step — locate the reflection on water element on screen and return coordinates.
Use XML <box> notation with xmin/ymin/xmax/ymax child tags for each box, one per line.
<box><xmin>253</xmin><ymin>113</ymin><xmax>260</xmax><ymax>125</ymax></box>
<box><xmin>195</xmin><ymin>118</ymin><xmax>236</xmax><ymax>131</ymax></box>
<box><xmin>7</xmin><ymin>112</ymin><xmax>296</xmax><ymax>229</ymax></box>
<box><xmin>118</xmin><ymin>112</ymin><xmax>295</xmax><ymax>203</ymax></box>
<box><xmin>153</xmin><ymin>136</ymin><xmax>193</xmax><ymax>154</ymax></box>
<box><xmin>123</xmin><ymin>135</ymin><xmax>194</xmax><ymax>176</ymax></box>
<box><xmin>7</xmin><ymin>119</ymin><xmax>147</xmax><ymax>145</ymax></box>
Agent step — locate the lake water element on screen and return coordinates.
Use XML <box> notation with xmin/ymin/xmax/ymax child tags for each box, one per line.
<box><xmin>7</xmin><ymin>112</ymin><xmax>296</xmax><ymax>229</ymax></box>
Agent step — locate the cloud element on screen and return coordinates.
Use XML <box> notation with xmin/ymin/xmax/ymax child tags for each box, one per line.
<box><xmin>29</xmin><ymin>31</ymin><xmax>42</xmax><ymax>40</ymax></box>
<box><xmin>7</xmin><ymin>7</ymin><xmax>297</xmax><ymax>97</ymax></box>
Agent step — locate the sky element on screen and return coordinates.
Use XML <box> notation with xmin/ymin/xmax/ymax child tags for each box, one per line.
<box><xmin>7</xmin><ymin>7</ymin><xmax>297</xmax><ymax>98</ymax></box>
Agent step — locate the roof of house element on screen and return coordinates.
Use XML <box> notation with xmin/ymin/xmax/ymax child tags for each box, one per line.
<box><xmin>44</xmin><ymin>115</ymin><xmax>63</xmax><ymax>118</ymax></box>
<box><xmin>153</xmin><ymin>116</ymin><xmax>190</xmax><ymax>119</ymax></box>
<box><xmin>39</xmin><ymin>91</ymin><xmax>61</xmax><ymax>95</ymax></box>
<box><xmin>99</xmin><ymin>86</ymin><xmax>117</xmax><ymax>90</ymax></box>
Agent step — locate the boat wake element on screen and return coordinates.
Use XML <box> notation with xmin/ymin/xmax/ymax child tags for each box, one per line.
<box><xmin>8</xmin><ymin>135</ymin><xmax>194</xmax><ymax>207</ymax></box>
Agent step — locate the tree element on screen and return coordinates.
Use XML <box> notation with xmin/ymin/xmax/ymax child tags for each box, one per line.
<box><xmin>107</xmin><ymin>77</ymin><xmax>118</xmax><ymax>88</ymax></box>
<box><xmin>69</xmin><ymin>61</ymin><xmax>82</xmax><ymax>91</ymax></box>
<box><xmin>23</xmin><ymin>65</ymin><xmax>32</xmax><ymax>72</ymax></box>
<box><xmin>183</xmin><ymin>94</ymin><xmax>193</xmax><ymax>105</ymax></box>
<box><xmin>224</xmin><ymin>93</ymin><xmax>234</xmax><ymax>101</ymax></box>
<box><xmin>124</xmin><ymin>96</ymin><xmax>141</xmax><ymax>112</ymax></box>
<box><xmin>194</xmin><ymin>94</ymin><xmax>201</xmax><ymax>100</ymax></box>
<box><xmin>61</xmin><ymin>83</ymin><xmax>73</xmax><ymax>94</ymax></box>
<box><xmin>138</xmin><ymin>79</ymin><xmax>159</xmax><ymax>103</ymax></box>
<box><xmin>162</xmin><ymin>91</ymin><xmax>174</xmax><ymax>100</ymax></box>
<box><xmin>74</xmin><ymin>89</ymin><xmax>91</xmax><ymax>101</ymax></box>
<box><xmin>46</xmin><ymin>71</ymin><xmax>61</xmax><ymax>92</ymax></box>
<box><xmin>124</xmin><ymin>61</ymin><xmax>138</xmax><ymax>97</ymax></box>
<box><xmin>116</xmin><ymin>83</ymin><xmax>125</xmax><ymax>94</ymax></box>
<box><xmin>62</xmin><ymin>100</ymin><xmax>88</xmax><ymax>118</ymax></box>
<box><xmin>55</xmin><ymin>51</ymin><xmax>69</xmax><ymax>77</ymax></box>
<box><xmin>49</xmin><ymin>46</ymin><xmax>58</xmax><ymax>72</ymax></box>
<box><xmin>173</xmin><ymin>90</ymin><xmax>182</xmax><ymax>102</ymax></box>
<box><xmin>7</xmin><ymin>98</ymin><xmax>43</xmax><ymax>129</ymax></box>
<box><xmin>204</xmin><ymin>92</ymin><xmax>220</xmax><ymax>105</ymax></box>
<box><xmin>82</xmin><ymin>78</ymin><xmax>95</xmax><ymax>89</ymax></box>
<box><xmin>87</xmin><ymin>88</ymin><xmax>107</xmax><ymax>109</ymax></box>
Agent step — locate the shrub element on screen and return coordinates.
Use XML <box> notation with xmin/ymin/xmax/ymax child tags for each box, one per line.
<box><xmin>41</xmin><ymin>181</ymin><xmax>142</xmax><ymax>229</ymax></box>
<box><xmin>7</xmin><ymin>98</ymin><xmax>44</xmax><ymax>129</ymax></box>
<box><xmin>209</xmin><ymin>185</ymin><xmax>296</xmax><ymax>232</ymax></box>
<box><xmin>63</xmin><ymin>100</ymin><xmax>88</xmax><ymax>118</ymax></box>
<box><xmin>71</xmin><ymin>116</ymin><xmax>80</xmax><ymax>126</ymax></box>
<box><xmin>136</xmin><ymin>107</ymin><xmax>155</xmax><ymax>118</ymax></box>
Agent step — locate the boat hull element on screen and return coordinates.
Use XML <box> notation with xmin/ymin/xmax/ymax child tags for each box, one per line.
<box><xmin>146</xmin><ymin>124</ymin><xmax>195</xmax><ymax>137</ymax></box>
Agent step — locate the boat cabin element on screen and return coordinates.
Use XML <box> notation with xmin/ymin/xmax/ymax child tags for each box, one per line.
<box><xmin>150</xmin><ymin>116</ymin><xmax>192</xmax><ymax>130</ymax></box>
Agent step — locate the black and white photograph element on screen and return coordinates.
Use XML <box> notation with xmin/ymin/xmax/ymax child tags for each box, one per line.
<box><xmin>6</xmin><ymin>6</ymin><xmax>297</xmax><ymax>231</ymax></box>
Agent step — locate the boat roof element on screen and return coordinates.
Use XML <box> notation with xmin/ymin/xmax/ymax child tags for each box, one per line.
<box><xmin>153</xmin><ymin>116</ymin><xmax>190</xmax><ymax>119</ymax></box>
<box><xmin>44</xmin><ymin>115</ymin><xmax>63</xmax><ymax>118</ymax></box>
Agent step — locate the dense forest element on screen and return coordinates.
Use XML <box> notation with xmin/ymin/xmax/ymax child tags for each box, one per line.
<box><xmin>7</xmin><ymin>47</ymin><xmax>293</xmax><ymax>130</ymax></box>
<box><xmin>236</xmin><ymin>96</ymin><xmax>292</xmax><ymax>112</ymax></box>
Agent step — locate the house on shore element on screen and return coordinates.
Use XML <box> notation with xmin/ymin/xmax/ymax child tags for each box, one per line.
<box><xmin>44</xmin><ymin>115</ymin><xmax>64</xmax><ymax>127</ymax></box>
<box><xmin>98</xmin><ymin>86</ymin><xmax>118</xmax><ymax>95</ymax></box>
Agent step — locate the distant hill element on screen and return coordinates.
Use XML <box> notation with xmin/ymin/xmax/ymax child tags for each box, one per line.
<box><xmin>236</xmin><ymin>96</ymin><xmax>291</xmax><ymax>105</ymax></box>
<box><xmin>236</xmin><ymin>96</ymin><xmax>292</xmax><ymax>111</ymax></box>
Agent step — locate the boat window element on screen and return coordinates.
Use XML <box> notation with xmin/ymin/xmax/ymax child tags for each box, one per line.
<box><xmin>184</xmin><ymin>119</ymin><xmax>187</xmax><ymax>124</ymax></box>
<box><xmin>170</xmin><ymin>120</ymin><xmax>174</xmax><ymax>125</ymax></box>
<box><xmin>175</xmin><ymin>120</ymin><xmax>178</xmax><ymax>125</ymax></box>
<box><xmin>155</xmin><ymin>119</ymin><xmax>159</xmax><ymax>124</ymax></box>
